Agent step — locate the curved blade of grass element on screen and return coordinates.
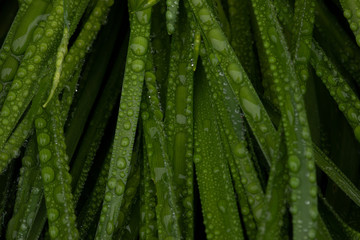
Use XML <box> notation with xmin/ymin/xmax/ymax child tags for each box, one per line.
<box><xmin>337</xmin><ymin>0</ymin><xmax>360</xmax><ymax>47</ymax></box>
<box><xmin>151</xmin><ymin>1</ymin><xmax>171</xmax><ymax>109</ymax></box>
<box><xmin>313</xmin><ymin>144</ymin><xmax>360</xmax><ymax>207</ymax></box>
<box><xmin>274</xmin><ymin>0</ymin><xmax>360</xmax><ymax>144</ymax></box>
<box><xmin>0</xmin><ymin>0</ymin><xmax>32</xmax><ymax>106</ymax></box>
<box><xmin>201</xmin><ymin>46</ymin><xmax>265</xmax><ymax>227</ymax></box>
<box><xmin>69</xmin><ymin>20</ymin><xmax>125</xmax><ymax>202</ymax></box>
<box><xmin>264</xmin><ymin>89</ymin><xmax>360</xmax><ymax>209</ymax></box>
<box><xmin>187</xmin><ymin>0</ymin><xmax>278</xmax><ymax>166</ymax></box>
<box><xmin>64</xmin><ymin>0</ymin><xmax>123</xmax><ymax>157</ymax></box>
<box><xmin>139</xmin><ymin>144</ymin><xmax>158</xmax><ymax>240</ymax></box>
<box><xmin>114</xmin><ymin>144</ymin><xmax>141</xmax><ymax>238</ymax></box>
<box><xmin>164</xmin><ymin>3</ymin><xmax>194</xmax><ymax>239</ymax></box>
<box><xmin>193</xmin><ymin>65</ymin><xmax>244</xmax><ymax>240</ymax></box>
<box><xmin>117</xmin><ymin>195</ymin><xmax>140</xmax><ymax>240</ymax></box>
<box><xmin>319</xmin><ymin>194</ymin><xmax>360</xmax><ymax>239</ymax></box>
<box><xmin>141</xmin><ymin>64</ymin><xmax>182</xmax><ymax>239</ymax></box>
<box><xmin>0</xmin><ymin>159</ymin><xmax>16</xmax><ymax>238</ymax></box>
<box><xmin>291</xmin><ymin>0</ymin><xmax>316</xmax><ymax>92</ymax></box>
<box><xmin>314</xmin><ymin>0</ymin><xmax>360</xmax><ymax>87</ymax></box>
<box><xmin>165</xmin><ymin>0</ymin><xmax>180</xmax><ymax>34</ymax></box>
<box><xmin>0</xmin><ymin>0</ymin><xmax>63</xmax><ymax>166</ymax></box>
<box><xmin>227</xmin><ymin>0</ymin><xmax>261</xmax><ymax>87</ymax></box>
<box><xmin>317</xmin><ymin>215</ymin><xmax>333</xmax><ymax>240</ymax></box>
<box><xmin>77</xmin><ymin>143</ymin><xmax>112</xmax><ymax>239</ymax></box>
<box><xmin>6</xmin><ymin>138</ymin><xmax>38</xmax><ymax>240</ymax></box>
<box><xmin>310</xmin><ymin>41</ymin><xmax>360</xmax><ymax>143</ymax></box>
<box><xmin>95</xmin><ymin>7</ymin><xmax>152</xmax><ymax>240</ymax></box>
<box><xmin>35</xmin><ymin>99</ymin><xmax>79</xmax><ymax>239</ymax></box>
<box><xmin>256</xmin><ymin>126</ymin><xmax>288</xmax><ymax>240</ymax></box>
<box><xmin>201</xmin><ymin>54</ymin><xmax>258</xmax><ymax>239</ymax></box>
<box><xmin>249</xmin><ymin>1</ymin><xmax>318</xmax><ymax>238</ymax></box>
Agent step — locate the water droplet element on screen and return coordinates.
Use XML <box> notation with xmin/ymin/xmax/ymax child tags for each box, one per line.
<box><xmin>41</xmin><ymin>167</ymin><xmax>55</xmax><ymax>183</ymax></box>
<box><xmin>123</xmin><ymin>121</ymin><xmax>131</xmax><ymax>130</ymax></box>
<box><xmin>130</xmin><ymin>36</ymin><xmax>148</xmax><ymax>56</ymax></box>
<box><xmin>40</xmin><ymin>43</ymin><xmax>47</xmax><ymax>52</ymax></box>
<box><xmin>49</xmin><ymin>226</ymin><xmax>59</xmax><ymax>238</ymax></box>
<box><xmin>1</xmin><ymin>55</ymin><xmax>18</xmax><ymax>82</ymax></box>
<box><xmin>131</xmin><ymin>59</ymin><xmax>145</xmax><ymax>72</ymax></box>
<box><xmin>247</xmin><ymin>182</ymin><xmax>259</xmax><ymax>194</ymax></box>
<box><xmin>47</xmin><ymin>208</ymin><xmax>59</xmax><ymax>222</ymax></box>
<box><xmin>239</xmin><ymin>87</ymin><xmax>261</xmax><ymax>122</ymax></box>
<box><xmin>289</xmin><ymin>177</ymin><xmax>300</xmax><ymax>189</ymax></box>
<box><xmin>107</xmin><ymin>177</ymin><xmax>116</xmax><ymax>189</ymax></box>
<box><xmin>227</xmin><ymin>63</ymin><xmax>243</xmax><ymax>83</ymax></box>
<box><xmin>121</xmin><ymin>137</ymin><xmax>130</xmax><ymax>147</ymax></box>
<box><xmin>198</xmin><ymin>8</ymin><xmax>212</xmax><ymax>25</ymax></box>
<box><xmin>106</xmin><ymin>222</ymin><xmax>114</xmax><ymax>234</ymax></box>
<box><xmin>116</xmin><ymin>157</ymin><xmax>126</xmax><ymax>169</ymax></box>
<box><xmin>288</xmin><ymin>155</ymin><xmax>300</xmax><ymax>172</ymax></box>
<box><xmin>136</xmin><ymin>9</ymin><xmax>151</xmax><ymax>25</ymax></box>
<box><xmin>115</xmin><ymin>181</ymin><xmax>125</xmax><ymax>195</ymax></box>
<box><xmin>208</xmin><ymin>28</ymin><xmax>227</xmax><ymax>53</ymax></box>
<box><xmin>37</xmin><ymin>133</ymin><xmax>50</xmax><ymax>146</ymax></box>
<box><xmin>39</xmin><ymin>148</ymin><xmax>52</xmax><ymax>163</ymax></box>
<box><xmin>194</xmin><ymin>154</ymin><xmax>201</xmax><ymax>164</ymax></box>
<box><xmin>35</xmin><ymin>118</ymin><xmax>46</xmax><ymax>129</ymax></box>
<box><xmin>354</xmin><ymin>126</ymin><xmax>360</xmax><ymax>142</ymax></box>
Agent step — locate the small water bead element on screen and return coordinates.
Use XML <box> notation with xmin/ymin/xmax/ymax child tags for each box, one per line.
<box><xmin>23</xmin><ymin>156</ymin><xmax>34</xmax><ymax>167</ymax></box>
<box><xmin>267</xmin><ymin>27</ymin><xmax>278</xmax><ymax>43</ymax></box>
<box><xmin>41</xmin><ymin>166</ymin><xmax>55</xmax><ymax>183</ymax></box>
<box><xmin>227</xmin><ymin>63</ymin><xmax>243</xmax><ymax>83</ymax></box>
<box><xmin>351</xmin><ymin>22</ymin><xmax>358</xmax><ymax>31</ymax></box>
<box><xmin>37</xmin><ymin>133</ymin><xmax>50</xmax><ymax>146</ymax></box>
<box><xmin>93</xmin><ymin>7</ymin><xmax>102</xmax><ymax>17</ymax></box>
<box><xmin>130</xmin><ymin>36</ymin><xmax>148</xmax><ymax>56</ymax></box>
<box><xmin>239</xmin><ymin>87</ymin><xmax>261</xmax><ymax>122</ymax></box>
<box><xmin>289</xmin><ymin>177</ymin><xmax>300</xmax><ymax>189</ymax></box>
<box><xmin>116</xmin><ymin>157</ymin><xmax>126</xmax><ymax>169</ymax></box>
<box><xmin>336</xmin><ymin>88</ymin><xmax>349</xmax><ymax>101</ymax></box>
<box><xmin>107</xmin><ymin>177</ymin><xmax>117</xmax><ymax>189</ymax></box>
<box><xmin>193</xmin><ymin>154</ymin><xmax>201</xmax><ymax>164</ymax></box>
<box><xmin>127</xmin><ymin>109</ymin><xmax>134</xmax><ymax>116</ymax></box>
<box><xmin>45</xmin><ymin>29</ymin><xmax>54</xmax><ymax>37</ymax></box>
<box><xmin>136</xmin><ymin>9</ymin><xmax>151</xmax><ymax>25</ymax></box>
<box><xmin>354</xmin><ymin>126</ymin><xmax>360</xmax><ymax>142</ymax></box>
<box><xmin>115</xmin><ymin>181</ymin><xmax>125</xmax><ymax>195</ymax></box>
<box><xmin>308</xmin><ymin>172</ymin><xmax>316</xmax><ymax>183</ymax></box>
<box><xmin>309</xmin><ymin>186</ymin><xmax>317</xmax><ymax>197</ymax></box>
<box><xmin>288</xmin><ymin>155</ymin><xmax>300</xmax><ymax>172</ymax></box>
<box><xmin>1</xmin><ymin>106</ymin><xmax>10</xmax><ymax>117</ymax></box>
<box><xmin>207</xmin><ymin>28</ymin><xmax>227</xmax><ymax>53</ymax></box>
<box><xmin>1</xmin><ymin>55</ymin><xmax>19</xmax><ymax>82</ymax></box>
<box><xmin>53</xmin><ymin>185</ymin><xmax>65</xmax><ymax>204</ymax></box>
<box><xmin>131</xmin><ymin>59</ymin><xmax>145</xmax><ymax>72</ymax></box>
<box><xmin>39</xmin><ymin>148</ymin><xmax>52</xmax><ymax>163</ymax></box>
<box><xmin>35</xmin><ymin>118</ymin><xmax>47</xmax><ymax>129</ymax></box>
<box><xmin>123</xmin><ymin>121</ymin><xmax>131</xmax><ymax>130</ymax></box>
<box><xmin>48</xmin><ymin>208</ymin><xmax>59</xmax><ymax>222</ymax></box>
<box><xmin>49</xmin><ymin>226</ymin><xmax>59</xmax><ymax>238</ymax></box>
<box><xmin>121</xmin><ymin>137</ymin><xmax>130</xmax><ymax>147</ymax></box>
<box><xmin>198</xmin><ymin>8</ymin><xmax>212</xmax><ymax>25</ymax></box>
<box><xmin>232</xmin><ymin>143</ymin><xmax>246</xmax><ymax>158</ymax></box>
<box><xmin>76</xmin><ymin>39</ymin><xmax>85</xmax><ymax>49</ymax></box>
<box><xmin>40</xmin><ymin>43</ymin><xmax>48</xmax><ymax>52</ymax></box>
<box><xmin>247</xmin><ymin>182</ymin><xmax>260</xmax><ymax>194</ymax></box>
<box><xmin>343</xmin><ymin>9</ymin><xmax>352</xmax><ymax>19</ymax></box>
<box><xmin>33</xmin><ymin>55</ymin><xmax>42</xmax><ymax>63</ymax></box>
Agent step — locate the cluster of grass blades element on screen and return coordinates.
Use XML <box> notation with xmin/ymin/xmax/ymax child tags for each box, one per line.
<box><xmin>1</xmin><ymin>0</ymin><xmax>360</xmax><ymax>239</ymax></box>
